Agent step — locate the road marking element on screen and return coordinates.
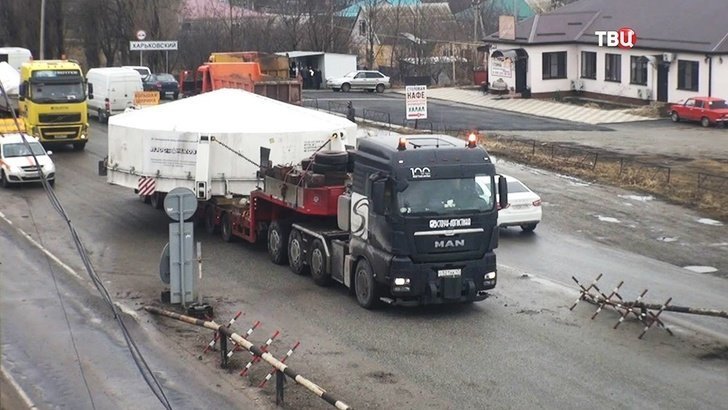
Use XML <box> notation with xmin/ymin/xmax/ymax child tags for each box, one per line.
<box><xmin>0</xmin><ymin>211</ymin><xmax>139</xmax><ymax>319</ymax></box>
<box><xmin>1</xmin><ymin>365</ymin><xmax>38</xmax><ymax>409</ymax></box>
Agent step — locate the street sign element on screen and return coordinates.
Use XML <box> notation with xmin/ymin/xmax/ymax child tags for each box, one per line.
<box><xmin>130</xmin><ymin>41</ymin><xmax>178</xmax><ymax>51</ymax></box>
<box><xmin>136</xmin><ymin>30</ymin><xmax>147</xmax><ymax>41</ymax></box>
<box><xmin>164</xmin><ymin>187</ymin><xmax>198</xmax><ymax>222</ymax></box>
<box><xmin>405</xmin><ymin>85</ymin><xmax>428</xmax><ymax>120</ymax></box>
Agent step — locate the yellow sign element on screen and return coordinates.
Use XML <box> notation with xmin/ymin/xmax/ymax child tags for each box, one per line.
<box><xmin>134</xmin><ymin>91</ymin><xmax>160</xmax><ymax>106</ymax></box>
<box><xmin>0</xmin><ymin>118</ymin><xmax>26</xmax><ymax>134</ymax></box>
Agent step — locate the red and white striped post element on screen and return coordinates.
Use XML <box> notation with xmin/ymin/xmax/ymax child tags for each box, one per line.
<box><xmin>240</xmin><ymin>330</ymin><xmax>280</xmax><ymax>377</ymax></box>
<box><xmin>203</xmin><ymin>311</ymin><xmax>242</xmax><ymax>354</ymax></box>
<box><xmin>259</xmin><ymin>341</ymin><xmax>300</xmax><ymax>388</ymax></box>
<box><xmin>226</xmin><ymin>320</ymin><xmax>261</xmax><ymax>359</ymax></box>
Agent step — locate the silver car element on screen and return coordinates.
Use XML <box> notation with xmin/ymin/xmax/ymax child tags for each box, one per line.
<box><xmin>327</xmin><ymin>70</ymin><xmax>390</xmax><ymax>93</ymax></box>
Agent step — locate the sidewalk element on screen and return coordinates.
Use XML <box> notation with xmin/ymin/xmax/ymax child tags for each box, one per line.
<box><xmin>395</xmin><ymin>87</ymin><xmax>657</xmax><ymax>125</ymax></box>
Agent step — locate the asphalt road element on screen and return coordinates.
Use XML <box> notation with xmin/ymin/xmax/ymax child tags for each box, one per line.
<box><xmin>303</xmin><ymin>89</ymin><xmax>608</xmax><ymax>132</ymax></box>
<box><xmin>0</xmin><ymin>120</ymin><xmax>726</xmax><ymax>409</ymax></box>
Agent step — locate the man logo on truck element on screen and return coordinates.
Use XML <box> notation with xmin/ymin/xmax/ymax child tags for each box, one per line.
<box><xmin>434</xmin><ymin>239</ymin><xmax>465</xmax><ymax>248</ymax></box>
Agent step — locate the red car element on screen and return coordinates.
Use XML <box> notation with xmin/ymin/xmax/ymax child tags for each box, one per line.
<box><xmin>670</xmin><ymin>97</ymin><xmax>728</xmax><ymax>127</ymax></box>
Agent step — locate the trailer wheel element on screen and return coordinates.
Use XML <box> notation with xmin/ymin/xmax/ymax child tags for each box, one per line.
<box><xmin>287</xmin><ymin>229</ymin><xmax>309</xmax><ymax>275</ymax></box>
<box><xmin>221</xmin><ymin>212</ymin><xmax>234</xmax><ymax>242</ymax></box>
<box><xmin>310</xmin><ymin>239</ymin><xmax>332</xmax><ymax>287</ymax></box>
<box><xmin>268</xmin><ymin>221</ymin><xmax>290</xmax><ymax>265</ymax></box>
<box><xmin>150</xmin><ymin>192</ymin><xmax>165</xmax><ymax>210</ymax></box>
<box><xmin>355</xmin><ymin>258</ymin><xmax>380</xmax><ymax>309</ymax></box>
<box><xmin>205</xmin><ymin>205</ymin><xmax>218</xmax><ymax>234</ymax></box>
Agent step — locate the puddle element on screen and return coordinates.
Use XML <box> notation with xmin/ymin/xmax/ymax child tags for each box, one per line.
<box><xmin>697</xmin><ymin>218</ymin><xmax>723</xmax><ymax>226</ymax></box>
<box><xmin>683</xmin><ymin>266</ymin><xmax>718</xmax><ymax>273</ymax></box>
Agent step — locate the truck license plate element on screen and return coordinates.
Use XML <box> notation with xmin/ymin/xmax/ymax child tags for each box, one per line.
<box><xmin>438</xmin><ymin>269</ymin><xmax>461</xmax><ymax>278</ymax></box>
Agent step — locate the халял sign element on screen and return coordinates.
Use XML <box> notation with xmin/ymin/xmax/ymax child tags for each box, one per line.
<box><xmin>405</xmin><ymin>85</ymin><xmax>427</xmax><ymax>120</ymax></box>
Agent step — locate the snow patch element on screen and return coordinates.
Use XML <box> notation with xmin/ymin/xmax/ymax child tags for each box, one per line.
<box><xmin>596</xmin><ymin>215</ymin><xmax>621</xmax><ymax>223</ymax></box>
<box><xmin>683</xmin><ymin>266</ymin><xmax>718</xmax><ymax>274</ymax></box>
<box><xmin>622</xmin><ymin>202</ymin><xmax>633</xmax><ymax>207</ymax></box>
<box><xmin>618</xmin><ymin>194</ymin><xmax>654</xmax><ymax>202</ymax></box>
<box><xmin>697</xmin><ymin>218</ymin><xmax>723</xmax><ymax>226</ymax></box>
<box><xmin>708</xmin><ymin>242</ymin><xmax>728</xmax><ymax>247</ymax></box>
<box><xmin>556</xmin><ymin>173</ymin><xmax>590</xmax><ymax>186</ymax></box>
<box><xmin>656</xmin><ymin>236</ymin><xmax>678</xmax><ymax>242</ymax></box>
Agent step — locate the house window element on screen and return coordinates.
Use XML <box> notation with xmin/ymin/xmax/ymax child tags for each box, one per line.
<box><xmin>581</xmin><ymin>51</ymin><xmax>596</xmax><ymax>79</ymax></box>
<box><xmin>359</xmin><ymin>19</ymin><xmax>367</xmax><ymax>36</ymax></box>
<box><xmin>630</xmin><ymin>56</ymin><xmax>648</xmax><ymax>85</ymax></box>
<box><xmin>542</xmin><ymin>51</ymin><xmax>566</xmax><ymax>79</ymax></box>
<box><xmin>605</xmin><ymin>53</ymin><xmax>621</xmax><ymax>82</ymax></box>
<box><xmin>677</xmin><ymin>60</ymin><xmax>699</xmax><ymax>91</ymax></box>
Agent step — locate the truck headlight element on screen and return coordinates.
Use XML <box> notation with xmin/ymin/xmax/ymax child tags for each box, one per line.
<box><xmin>394</xmin><ymin>278</ymin><xmax>410</xmax><ymax>286</ymax></box>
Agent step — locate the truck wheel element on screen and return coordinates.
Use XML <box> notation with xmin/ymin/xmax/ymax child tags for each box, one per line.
<box><xmin>221</xmin><ymin>213</ymin><xmax>234</xmax><ymax>242</ymax></box>
<box><xmin>72</xmin><ymin>142</ymin><xmax>86</xmax><ymax>151</ymax></box>
<box><xmin>150</xmin><ymin>192</ymin><xmax>165</xmax><ymax>210</ymax></box>
<box><xmin>341</xmin><ymin>83</ymin><xmax>351</xmax><ymax>93</ymax></box>
<box><xmin>288</xmin><ymin>229</ymin><xmax>309</xmax><ymax>275</ymax></box>
<box><xmin>310</xmin><ymin>239</ymin><xmax>332</xmax><ymax>287</ymax></box>
<box><xmin>205</xmin><ymin>205</ymin><xmax>218</xmax><ymax>234</ymax></box>
<box><xmin>355</xmin><ymin>259</ymin><xmax>380</xmax><ymax>309</ymax></box>
<box><xmin>268</xmin><ymin>221</ymin><xmax>290</xmax><ymax>265</ymax></box>
<box><xmin>376</xmin><ymin>84</ymin><xmax>385</xmax><ymax>93</ymax></box>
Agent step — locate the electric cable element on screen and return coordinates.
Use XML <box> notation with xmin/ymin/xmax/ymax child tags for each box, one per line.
<box><xmin>0</xmin><ymin>80</ymin><xmax>172</xmax><ymax>409</ymax></box>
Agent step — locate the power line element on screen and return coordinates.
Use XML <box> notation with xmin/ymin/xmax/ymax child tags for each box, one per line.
<box><xmin>0</xmin><ymin>82</ymin><xmax>172</xmax><ymax>409</ymax></box>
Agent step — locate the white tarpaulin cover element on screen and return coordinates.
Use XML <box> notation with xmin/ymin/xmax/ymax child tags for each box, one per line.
<box><xmin>0</xmin><ymin>62</ymin><xmax>20</xmax><ymax>96</ymax></box>
<box><xmin>107</xmin><ymin>88</ymin><xmax>357</xmax><ymax>196</ymax></box>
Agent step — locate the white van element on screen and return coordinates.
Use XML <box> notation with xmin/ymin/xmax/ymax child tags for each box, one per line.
<box><xmin>86</xmin><ymin>67</ymin><xmax>143</xmax><ymax>122</ymax></box>
<box><xmin>0</xmin><ymin>47</ymin><xmax>32</xmax><ymax>72</ymax></box>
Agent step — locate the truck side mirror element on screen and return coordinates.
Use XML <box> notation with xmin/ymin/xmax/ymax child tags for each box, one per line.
<box><xmin>18</xmin><ymin>83</ymin><xmax>26</xmax><ymax>101</ymax></box>
<box><xmin>87</xmin><ymin>82</ymin><xmax>94</xmax><ymax>100</ymax></box>
<box><xmin>498</xmin><ymin>175</ymin><xmax>508</xmax><ymax>210</ymax></box>
<box><xmin>370</xmin><ymin>179</ymin><xmax>386</xmax><ymax>215</ymax></box>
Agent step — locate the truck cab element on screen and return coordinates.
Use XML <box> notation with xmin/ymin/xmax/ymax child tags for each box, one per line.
<box><xmin>337</xmin><ymin>134</ymin><xmax>507</xmax><ymax>307</ymax></box>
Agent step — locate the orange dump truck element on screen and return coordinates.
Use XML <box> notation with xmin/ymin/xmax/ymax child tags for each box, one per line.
<box><xmin>180</xmin><ymin>52</ymin><xmax>301</xmax><ymax>105</ymax></box>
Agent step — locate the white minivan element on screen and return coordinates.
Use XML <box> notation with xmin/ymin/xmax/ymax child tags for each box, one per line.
<box><xmin>86</xmin><ymin>67</ymin><xmax>143</xmax><ymax>123</ymax></box>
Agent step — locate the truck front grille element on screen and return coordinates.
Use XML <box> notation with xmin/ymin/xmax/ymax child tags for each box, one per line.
<box><xmin>40</xmin><ymin>126</ymin><xmax>81</xmax><ymax>140</ymax></box>
<box><xmin>39</xmin><ymin>113</ymin><xmax>82</xmax><ymax>123</ymax></box>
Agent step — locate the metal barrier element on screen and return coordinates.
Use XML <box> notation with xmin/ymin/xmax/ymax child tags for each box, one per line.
<box><xmin>361</xmin><ymin>108</ymin><xmax>391</xmax><ymax>128</ymax></box>
<box><xmin>145</xmin><ymin>306</ymin><xmax>351</xmax><ymax>409</ymax></box>
<box><xmin>327</xmin><ymin>101</ymin><xmax>349</xmax><ymax>116</ymax></box>
<box><xmin>303</xmin><ymin>98</ymin><xmax>319</xmax><ymax>110</ymax></box>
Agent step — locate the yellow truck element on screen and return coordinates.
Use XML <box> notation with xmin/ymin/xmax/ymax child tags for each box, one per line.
<box><xmin>17</xmin><ymin>60</ymin><xmax>90</xmax><ymax>151</ymax></box>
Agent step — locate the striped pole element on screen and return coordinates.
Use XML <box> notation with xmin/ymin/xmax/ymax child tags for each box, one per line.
<box><xmin>227</xmin><ymin>320</ymin><xmax>262</xmax><ymax>359</ymax></box>
<box><xmin>639</xmin><ymin>297</ymin><xmax>673</xmax><ymax>339</ymax></box>
<box><xmin>144</xmin><ymin>306</ymin><xmax>351</xmax><ymax>409</ymax></box>
<box><xmin>259</xmin><ymin>341</ymin><xmax>301</xmax><ymax>388</ymax></box>
<box><xmin>203</xmin><ymin>311</ymin><xmax>242</xmax><ymax>354</ymax></box>
<box><xmin>240</xmin><ymin>330</ymin><xmax>280</xmax><ymax>377</ymax></box>
<box><xmin>570</xmin><ymin>274</ymin><xmax>602</xmax><ymax>310</ymax></box>
<box><xmin>614</xmin><ymin>289</ymin><xmax>648</xmax><ymax>329</ymax></box>
<box><xmin>591</xmin><ymin>281</ymin><xmax>624</xmax><ymax>320</ymax></box>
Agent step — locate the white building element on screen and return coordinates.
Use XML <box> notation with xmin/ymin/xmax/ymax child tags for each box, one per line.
<box><xmin>485</xmin><ymin>0</ymin><xmax>728</xmax><ymax>104</ymax></box>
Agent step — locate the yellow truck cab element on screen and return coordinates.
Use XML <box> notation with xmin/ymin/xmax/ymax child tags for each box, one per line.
<box><xmin>18</xmin><ymin>60</ymin><xmax>90</xmax><ymax>151</ymax></box>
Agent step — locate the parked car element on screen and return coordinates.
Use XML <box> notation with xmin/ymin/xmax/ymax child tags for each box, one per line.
<box><xmin>122</xmin><ymin>65</ymin><xmax>152</xmax><ymax>80</ymax></box>
<box><xmin>670</xmin><ymin>97</ymin><xmax>728</xmax><ymax>127</ymax></box>
<box><xmin>143</xmin><ymin>73</ymin><xmax>180</xmax><ymax>99</ymax></box>
<box><xmin>326</xmin><ymin>70</ymin><xmax>390</xmax><ymax>93</ymax></box>
<box><xmin>0</xmin><ymin>133</ymin><xmax>55</xmax><ymax>188</ymax></box>
<box><xmin>496</xmin><ymin>175</ymin><xmax>542</xmax><ymax>232</ymax></box>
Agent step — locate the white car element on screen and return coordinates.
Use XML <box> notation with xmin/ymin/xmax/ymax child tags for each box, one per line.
<box><xmin>326</xmin><ymin>70</ymin><xmax>390</xmax><ymax>93</ymax></box>
<box><xmin>0</xmin><ymin>133</ymin><xmax>56</xmax><ymax>187</ymax></box>
<box><xmin>497</xmin><ymin>175</ymin><xmax>542</xmax><ymax>232</ymax></box>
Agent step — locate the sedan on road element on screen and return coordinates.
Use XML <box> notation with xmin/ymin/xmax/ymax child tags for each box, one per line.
<box><xmin>326</xmin><ymin>70</ymin><xmax>390</xmax><ymax>93</ymax></box>
<box><xmin>670</xmin><ymin>97</ymin><xmax>728</xmax><ymax>127</ymax></box>
<box><xmin>0</xmin><ymin>133</ymin><xmax>55</xmax><ymax>187</ymax></box>
<box><xmin>497</xmin><ymin>175</ymin><xmax>542</xmax><ymax>232</ymax></box>
<box><xmin>143</xmin><ymin>73</ymin><xmax>180</xmax><ymax>99</ymax></box>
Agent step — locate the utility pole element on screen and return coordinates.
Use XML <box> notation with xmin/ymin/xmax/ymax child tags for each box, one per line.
<box><xmin>39</xmin><ymin>0</ymin><xmax>46</xmax><ymax>59</ymax></box>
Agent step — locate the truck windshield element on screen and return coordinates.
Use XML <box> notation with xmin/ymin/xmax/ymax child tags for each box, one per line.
<box><xmin>2</xmin><ymin>142</ymin><xmax>46</xmax><ymax>158</ymax></box>
<box><xmin>397</xmin><ymin>176</ymin><xmax>495</xmax><ymax>216</ymax></box>
<box><xmin>29</xmin><ymin>81</ymin><xmax>85</xmax><ymax>103</ymax></box>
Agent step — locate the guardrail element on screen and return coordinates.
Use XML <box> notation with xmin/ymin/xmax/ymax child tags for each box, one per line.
<box><xmin>361</xmin><ymin>108</ymin><xmax>391</xmax><ymax>128</ymax></box>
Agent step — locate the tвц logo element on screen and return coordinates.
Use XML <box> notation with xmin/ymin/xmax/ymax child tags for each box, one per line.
<box><xmin>595</xmin><ymin>27</ymin><xmax>637</xmax><ymax>49</ymax></box>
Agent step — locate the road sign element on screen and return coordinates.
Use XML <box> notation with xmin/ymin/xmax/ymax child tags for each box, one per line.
<box><xmin>164</xmin><ymin>187</ymin><xmax>198</xmax><ymax>222</ymax></box>
<box><xmin>405</xmin><ymin>85</ymin><xmax>428</xmax><ymax>120</ymax></box>
<box><xmin>136</xmin><ymin>30</ymin><xmax>147</xmax><ymax>40</ymax></box>
<box><xmin>133</xmin><ymin>91</ymin><xmax>160</xmax><ymax>106</ymax></box>
<box><xmin>130</xmin><ymin>41</ymin><xmax>178</xmax><ymax>51</ymax></box>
